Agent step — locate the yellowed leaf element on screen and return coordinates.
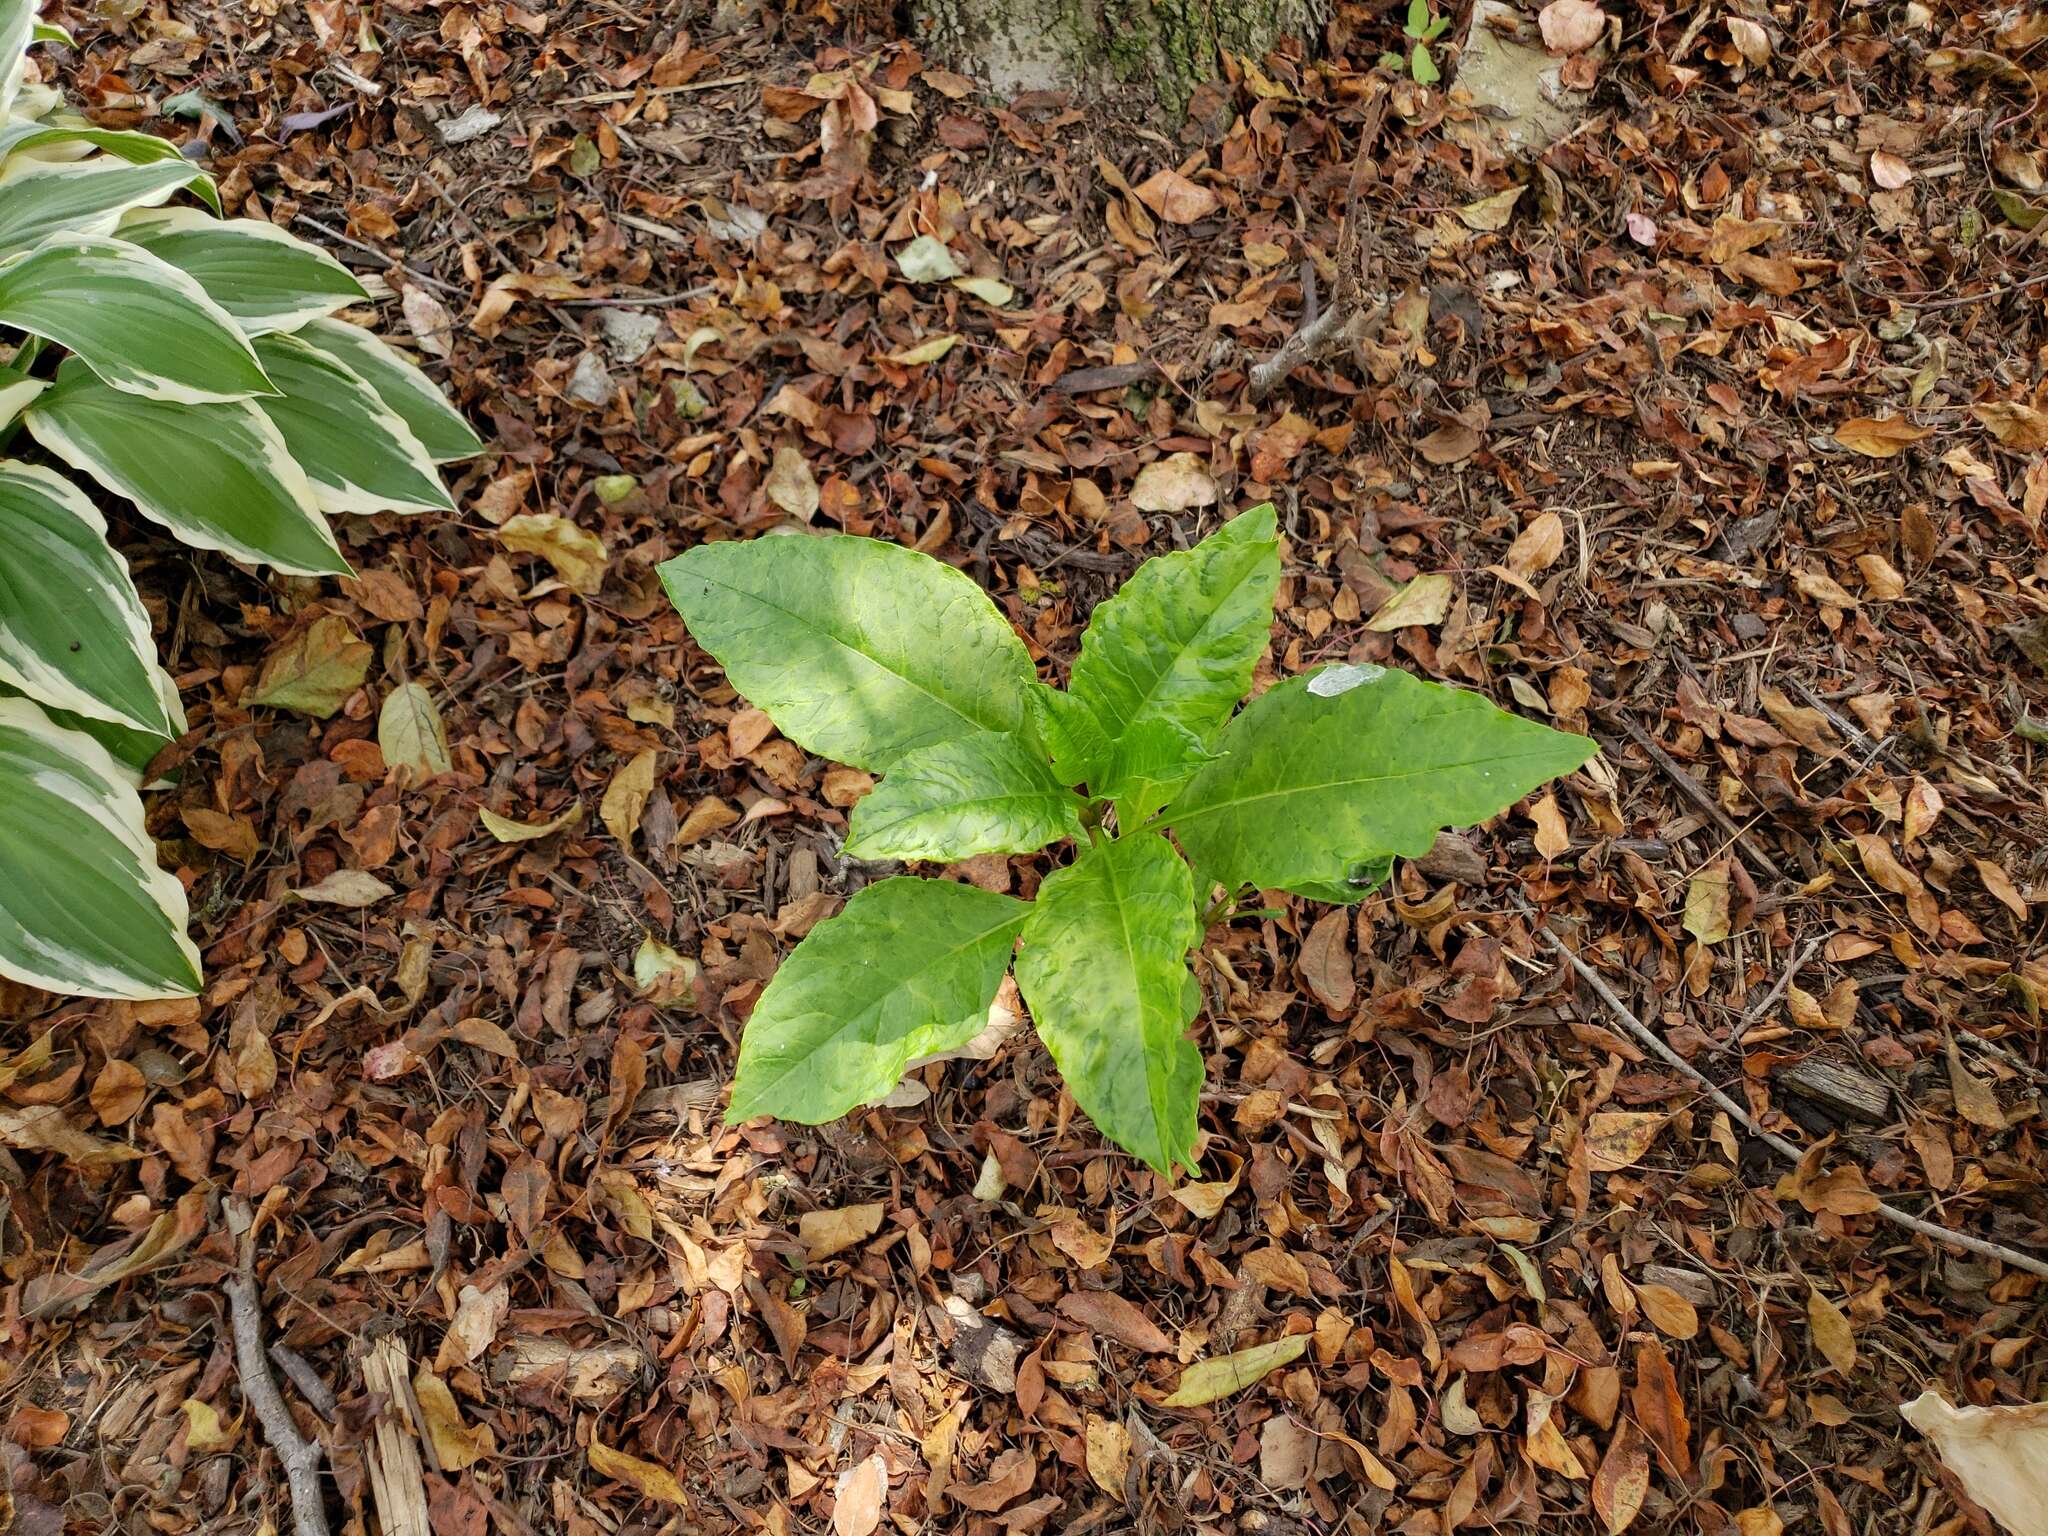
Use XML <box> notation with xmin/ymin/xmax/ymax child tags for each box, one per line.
<box><xmin>1506</xmin><ymin>510</ymin><xmax>1566</xmax><ymax>576</ymax></box>
<box><xmin>1946</xmin><ymin>1036</ymin><xmax>2007</xmax><ymax>1129</ymax></box>
<box><xmin>1806</xmin><ymin>1287</ymin><xmax>1857</xmax><ymax>1374</ymax></box>
<box><xmin>1585</xmin><ymin>1111</ymin><xmax>1666</xmax><ymax>1172</ymax></box>
<box><xmin>1367</xmin><ymin>572</ymin><xmax>1453</xmax><ymax>631</ymax></box>
<box><xmin>499</xmin><ymin>512</ymin><xmax>608</xmax><ymax>593</ymax></box>
<box><xmin>479</xmin><ymin>802</ymin><xmax>583</xmax><ymax>843</ymax></box>
<box><xmin>600</xmin><ymin>749</ymin><xmax>658</xmax><ymax>847</ymax></box>
<box><xmin>182</xmin><ymin>1398</ymin><xmax>235</xmax><ymax>1453</ymax></box>
<box><xmin>590</xmin><ymin>1435</ymin><xmax>690</xmax><ymax>1507</ymax></box>
<box><xmin>413</xmin><ymin>1368</ymin><xmax>495</xmax><ymax>1470</ymax></box>
<box><xmin>1085</xmin><ymin>1415</ymin><xmax>1130</xmax><ymax>1495</ymax></box>
<box><xmin>881</xmin><ymin>333</ymin><xmax>959</xmax><ymax>366</ymax></box>
<box><xmin>1458</xmin><ymin>185</ymin><xmax>1525</xmax><ymax>232</ymax></box>
<box><xmin>1163</xmin><ymin>1334</ymin><xmax>1308</xmax><ymax>1407</ymax></box>
<box><xmin>1635</xmin><ymin>1283</ymin><xmax>1699</xmax><ymax>1340</ymax></box>
<box><xmin>1973</xmin><ymin>400</ymin><xmax>2048</xmax><ymax>450</ymax></box>
<box><xmin>1529</xmin><ymin>792</ymin><xmax>1571</xmax><ymax>860</ymax></box>
<box><xmin>799</xmin><ymin>1202</ymin><xmax>885</xmax><ymax>1261</ymax></box>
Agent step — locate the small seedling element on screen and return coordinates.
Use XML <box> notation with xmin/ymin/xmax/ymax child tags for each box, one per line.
<box><xmin>660</xmin><ymin>505</ymin><xmax>1591</xmax><ymax>1175</ymax></box>
<box><xmin>1381</xmin><ymin>0</ymin><xmax>1452</xmax><ymax>83</ymax></box>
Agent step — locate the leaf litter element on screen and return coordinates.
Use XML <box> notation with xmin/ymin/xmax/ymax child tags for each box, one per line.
<box><xmin>7</xmin><ymin>3</ymin><xmax>2048</xmax><ymax>1535</ymax></box>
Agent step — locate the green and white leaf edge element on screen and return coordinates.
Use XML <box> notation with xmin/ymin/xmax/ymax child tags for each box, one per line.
<box><xmin>0</xmin><ymin>695</ymin><xmax>200</xmax><ymax>999</ymax></box>
<box><xmin>297</xmin><ymin>316</ymin><xmax>484</xmax><ymax>462</ymax></box>
<box><xmin>118</xmin><ymin>208</ymin><xmax>370</xmax><ymax>336</ymax></box>
<box><xmin>0</xmin><ymin>460</ymin><xmax>174</xmax><ymax>733</ymax></box>
<box><xmin>251</xmin><ymin>331</ymin><xmax>451</xmax><ymax>515</ymax></box>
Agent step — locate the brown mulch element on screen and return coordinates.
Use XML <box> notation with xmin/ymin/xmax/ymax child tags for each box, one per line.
<box><xmin>4</xmin><ymin>2</ymin><xmax>2048</xmax><ymax>1534</ymax></box>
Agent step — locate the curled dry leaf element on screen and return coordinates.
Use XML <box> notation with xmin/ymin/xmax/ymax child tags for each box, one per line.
<box><xmin>1128</xmin><ymin>453</ymin><xmax>1217</xmax><ymax>512</ymax></box>
<box><xmin>1870</xmin><ymin>150</ymin><xmax>1913</xmax><ymax>189</ymax></box>
<box><xmin>590</xmin><ymin>1436</ymin><xmax>691</xmax><ymax>1508</ymax></box>
<box><xmin>1725</xmin><ymin>15</ymin><xmax>1772</xmax><ymax>64</ymax></box>
<box><xmin>498</xmin><ymin>513</ymin><xmax>609</xmax><ymax>593</ymax></box>
<box><xmin>1972</xmin><ymin>401</ymin><xmax>2048</xmax><ymax>451</ymax></box>
<box><xmin>1367</xmin><ymin>572</ymin><xmax>1454</xmax><ymax>631</ymax></box>
<box><xmin>1899</xmin><ymin>1392</ymin><xmax>2048</xmax><ymax>1536</ymax></box>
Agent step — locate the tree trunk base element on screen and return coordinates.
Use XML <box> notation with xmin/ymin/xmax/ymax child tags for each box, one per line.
<box><xmin>915</xmin><ymin>0</ymin><xmax>1318</xmax><ymax>113</ymax></box>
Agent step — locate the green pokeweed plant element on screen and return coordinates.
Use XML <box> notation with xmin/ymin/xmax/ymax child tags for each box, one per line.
<box><xmin>0</xmin><ymin>0</ymin><xmax>479</xmax><ymax>1000</ymax></box>
<box><xmin>659</xmin><ymin>504</ymin><xmax>1594</xmax><ymax>1175</ymax></box>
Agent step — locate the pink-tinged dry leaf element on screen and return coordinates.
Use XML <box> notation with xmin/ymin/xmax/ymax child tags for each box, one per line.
<box><xmin>1539</xmin><ymin>0</ymin><xmax>1608</xmax><ymax>53</ymax></box>
<box><xmin>1625</xmin><ymin>211</ymin><xmax>1658</xmax><ymax>245</ymax></box>
<box><xmin>1900</xmin><ymin>1392</ymin><xmax>2048</xmax><ymax>1536</ymax></box>
<box><xmin>401</xmin><ymin>285</ymin><xmax>455</xmax><ymax>358</ymax></box>
<box><xmin>832</xmin><ymin>1454</ymin><xmax>887</xmax><ymax>1536</ymax></box>
<box><xmin>1129</xmin><ymin>452</ymin><xmax>1218</xmax><ymax>511</ymax></box>
<box><xmin>1870</xmin><ymin>150</ymin><xmax>1913</xmax><ymax>189</ymax></box>
<box><xmin>1133</xmin><ymin>168</ymin><xmax>1219</xmax><ymax>224</ymax></box>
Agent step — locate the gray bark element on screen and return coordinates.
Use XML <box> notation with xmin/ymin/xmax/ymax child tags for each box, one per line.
<box><xmin>915</xmin><ymin>0</ymin><xmax>1316</xmax><ymax>112</ymax></box>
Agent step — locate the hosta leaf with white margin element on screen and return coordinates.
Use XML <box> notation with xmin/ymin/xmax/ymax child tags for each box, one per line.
<box><xmin>0</xmin><ymin>0</ymin><xmax>36</xmax><ymax>117</ymax></box>
<box><xmin>727</xmin><ymin>876</ymin><xmax>1029</xmax><ymax>1123</ymax></box>
<box><xmin>25</xmin><ymin>359</ymin><xmax>347</xmax><ymax>576</ymax></box>
<box><xmin>0</xmin><ymin>234</ymin><xmax>271</xmax><ymax>402</ymax></box>
<box><xmin>0</xmin><ymin>361</ymin><xmax>44</xmax><ymax>424</ymax></box>
<box><xmin>0</xmin><ymin>461</ymin><xmax>176</xmax><ymax>733</ymax></box>
<box><xmin>843</xmin><ymin>730</ymin><xmax>1081</xmax><ymax>862</ymax></box>
<box><xmin>1171</xmin><ymin>663</ymin><xmax>1596</xmax><ymax>895</ymax></box>
<box><xmin>659</xmin><ymin>534</ymin><xmax>1036</xmax><ymax>772</ymax></box>
<box><xmin>0</xmin><ymin>116</ymin><xmax>191</xmax><ymax>168</ymax></box>
<box><xmin>0</xmin><ymin>696</ymin><xmax>201</xmax><ymax>999</ymax></box>
<box><xmin>250</xmin><ymin>332</ymin><xmax>451</xmax><ymax>515</ymax></box>
<box><xmin>296</xmin><ymin>317</ymin><xmax>482</xmax><ymax>462</ymax></box>
<box><xmin>1014</xmin><ymin>831</ymin><xmax>1203</xmax><ymax>1175</ymax></box>
<box><xmin>1068</xmin><ymin>501</ymin><xmax>1280</xmax><ymax>752</ymax></box>
<box><xmin>0</xmin><ymin>675</ymin><xmax>185</xmax><ymax>781</ymax></box>
<box><xmin>120</xmin><ymin>209</ymin><xmax>367</xmax><ymax>337</ymax></box>
<box><xmin>0</xmin><ymin>157</ymin><xmax>216</xmax><ymax>255</ymax></box>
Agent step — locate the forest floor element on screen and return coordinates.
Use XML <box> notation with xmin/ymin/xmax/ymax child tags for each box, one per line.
<box><xmin>6</xmin><ymin>0</ymin><xmax>2048</xmax><ymax>1533</ymax></box>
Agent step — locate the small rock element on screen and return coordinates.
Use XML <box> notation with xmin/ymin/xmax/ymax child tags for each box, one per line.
<box><xmin>1448</xmin><ymin>0</ymin><xmax>1601</xmax><ymax>161</ymax></box>
<box><xmin>564</xmin><ymin>351</ymin><xmax>612</xmax><ymax>405</ymax></box>
<box><xmin>600</xmin><ymin>309</ymin><xmax>662</xmax><ymax>364</ymax></box>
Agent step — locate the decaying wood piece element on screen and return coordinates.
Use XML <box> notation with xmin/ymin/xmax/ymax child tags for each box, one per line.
<box><xmin>1774</xmin><ymin>1057</ymin><xmax>1894</xmax><ymax>1125</ymax></box>
<box><xmin>1249</xmin><ymin>90</ymin><xmax>1391</xmax><ymax>402</ymax></box>
<box><xmin>222</xmin><ymin>1198</ymin><xmax>331</xmax><ymax>1536</ymax></box>
<box><xmin>1538</xmin><ymin>927</ymin><xmax>2048</xmax><ymax>1281</ymax></box>
<box><xmin>360</xmin><ymin>1335</ymin><xmax>432</xmax><ymax>1536</ymax></box>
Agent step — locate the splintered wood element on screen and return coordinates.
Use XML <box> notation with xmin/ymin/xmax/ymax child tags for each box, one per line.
<box><xmin>360</xmin><ymin>1336</ymin><xmax>431</xmax><ymax>1536</ymax></box>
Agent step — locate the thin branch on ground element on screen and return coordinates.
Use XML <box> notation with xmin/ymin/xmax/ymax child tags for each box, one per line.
<box><xmin>1724</xmin><ymin>933</ymin><xmax>1830</xmax><ymax>1053</ymax></box>
<box><xmin>1249</xmin><ymin>89</ymin><xmax>1391</xmax><ymax>401</ymax></box>
<box><xmin>1536</xmin><ymin>927</ymin><xmax>2048</xmax><ymax>1281</ymax></box>
<box><xmin>224</xmin><ymin>1199</ymin><xmax>331</xmax><ymax>1536</ymax></box>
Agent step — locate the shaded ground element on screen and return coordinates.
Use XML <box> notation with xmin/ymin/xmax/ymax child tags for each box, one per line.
<box><xmin>5</xmin><ymin>1</ymin><xmax>2048</xmax><ymax>1533</ymax></box>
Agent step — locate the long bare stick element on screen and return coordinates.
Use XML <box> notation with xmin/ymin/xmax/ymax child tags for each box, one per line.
<box><xmin>224</xmin><ymin>1201</ymin><xmax>331</xmax><ymax>1536</ymax></box>
<box><xmin>1538</xmin><ymin>929</ymin><xmax>2048</xmax><ymax>1281</ymax></box>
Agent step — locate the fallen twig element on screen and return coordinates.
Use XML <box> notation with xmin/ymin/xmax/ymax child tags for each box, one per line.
<box><xmin>223</xmin><ymin>1201</ymin><xmax>331</xmax><ymax>1536</ymax></box>
<box><xmin>1249</xmin><ymin>90</ymin><xmax>1390</xmax><ymax>401</ymax></box>
<box><xmin>1596</xmin><ymin>709</ymin><xmax>1787</xmax><ymax>882</ymax></box>
<box><xmin>1536</xmin><ymin>927</ymin><xmax>2048</xmax><ymax>1280</ymax></box>
<box><xmin>1724</xmin><ymin>933</ymin><xmax>1829</xmax><ymax>1052</ymax></box>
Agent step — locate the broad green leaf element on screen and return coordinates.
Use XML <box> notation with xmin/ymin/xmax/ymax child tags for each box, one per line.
<box><xmin>1068</xmin><ymin>502</ymin><xmax>1279</xmax><ymax>749</ymax></box>
<box><xmin>250</xmin><ymin>332</ymin><xmax>451</xmax><ymax>515</ymax></box>
<box><xmin>0</xmin><ymin>460</ymin><xmax>173</xmax><ymax>733</ymax></box>
<box><xmin>24</xmin><ymin>358</ymin><xmax>347</xmax><ymax>576</ymax></box>
<box><xmin>296</xmin><ymin>317</ymin><xmax>481</xmax><ymax>461</ymax></box>
<box><xmin>1171</xmin><ymin>664</ymin><xmax>1596</xmax><ymax>894</ymax></box>
<box><xmin>1026</xmin><ymin>682</ymin><xmax>1111</xmax><ymax>787</ymax></box>
<box><xmin>728</xmin><ymin>877</ymin><xmax>1029</xmax><ymax>1123</ymax></box>
<box><xmin>1100</xmin><ymin>717</ymin><xmax>1213</xmax><ymax>828</ymax></box>
<box><xmin>843</xmin><ymin>730</ymin><xmax>1081</xmax><ymax>862</ymax></box>
<box><xmin>0</xmin><ymin>234</ymin><xmax>271</xmax><ymax>402</ymax></box>
<box><xmin>0</xmin><ymin>158</ymin><xmax>214</xmax><ymax>255</ymax></box>
<box><xmin>1163</xmin><ymin>1335</ymin><xmax>1308</xmax><ymax>1407</ymax></box>
<box><xmin>1280</xmin><ymin>855</ymin><xmax>1396</xmax><ymax>907</ymax></box>
<box><xmin>659</xmin><ymin>534</ymin><xmax>1036</xmax><ymax>772</ymax></box>
<box><xmin>0</xmin><ymin>696</ymin><xmax>201</xmax><ymax>999</ymax></box>
<box><xmin>118</xmin><ymin>209</ymin><xmax>365</xmax><ymax>335</ymax></box>
<box><xmin>1014</xmin><ymin>833</ymin><xmax>1202</xmax><ymax>1175</ymax></box>
<box><xmin>240</xmin><ymin>613</ymin><xmax>371</xmax><ymax>718</ymax></box>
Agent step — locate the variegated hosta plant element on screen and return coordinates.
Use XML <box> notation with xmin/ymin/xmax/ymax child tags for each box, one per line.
<box><xmin>660</xmin><ymin>504</ymin><xmax>1595</xmax><ymax>1175</ymax></box>
<box><xmin>0</xmin><ymin>1</ymin><xmax>479</xmax><ymax>1000</ymax></box>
